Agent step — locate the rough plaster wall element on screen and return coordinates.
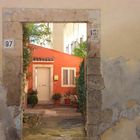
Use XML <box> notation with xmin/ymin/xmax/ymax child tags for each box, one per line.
<box><xmin>0</xmin><ymin>0</ymin><xmax>140</xmax><ymax>59</ymax></box>
<box><xmin>0</xmin><ymin>85</ymin><xmax>20</xmax><ymax>140</ymax></box>
<box><xmin>101</xmin><ymin>57</ymin><xmax>140</xmax><ymax>140</ymax></box>
<box><xmin>101</xmin><ymin>117</ymin><xmax>140</xmax><ymax>140</ymax></box>
<box><xmin>0</xmin><ymin>7</ymin><xmax>2</xmax><ymax>80</ymax></box>
<box><xmin>1</xmin><ymin>0</ymin><xmax>140</xmax><ymax>139</ymax></box>
<box><xmin>102</xmin><ymin>57</ymin><xmax>140</xmax><ymax>108</ymax></box>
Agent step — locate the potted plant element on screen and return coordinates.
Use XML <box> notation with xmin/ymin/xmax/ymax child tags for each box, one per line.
<box><xmin>71</xmin><ymin>100</ymin><xmax>78</xmax><ymax>108</ymax></box>
<box><xmin>71</xmin><ymin>93</ymin><xmax>78</xmax><ymax>110</ymax></box>
<box><xmin>27</xmin><ymin>89</ymin><xmax>38</xmax><ymax>108</ymax></box>
<box><xmin>64</xmin><ymin>92</ymin><xmax>71</xmax><ymax>105</ymax></box>
<box><xmin>52</xmin><ymin>93</ymin><xmax>62</xmax><ymax>106</ymax></box>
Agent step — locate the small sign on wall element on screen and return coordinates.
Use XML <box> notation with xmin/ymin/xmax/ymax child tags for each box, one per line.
<box><xmin>4</xmin><ymin>39</ymin><xmax>14</xmax><ymax>48</ymax></box>
<box><xmin>54</xmin><ymin>75</ymin><xmax>59</xmax><ymax>81</ymax></box>
<box><xmin>90</xmin><ymin>28</ymin><xmax>100</xmax><ymax>43</ymax></box>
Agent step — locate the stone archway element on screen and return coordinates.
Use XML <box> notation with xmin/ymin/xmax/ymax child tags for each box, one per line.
<box><xmin>2</xmin><ymin>8</ymin><xmax>103</xmax><ymax>140</ymax></box>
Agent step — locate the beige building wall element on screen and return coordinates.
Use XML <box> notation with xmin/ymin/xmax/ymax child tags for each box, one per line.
<box><xmin>0</xmin><ymin>0</ymin><xmax>140</xmax><ymax>77</ymax></box>
<box><xmin>1</xmin><ymin>1</ymin><xmax>140</xmax><ymax>140</ymax></box>
<box><xmin>0</xmin><ymin>1</ymin><xmax>140</xmax><ymax>57</ymax></box>
<box><xmin>52</xmin><ymin>23</ymin><xmax>64</xmax><ymax>52</ymax></box>
<box><xmin>63</xmin><ymin>23</ymin><xmax>87</xmax><ymax>54</ymax></box>
<box><xmin>53</xmin><ymin>23</ymin><xmax>87</xmax><ymax>54</ymax></box>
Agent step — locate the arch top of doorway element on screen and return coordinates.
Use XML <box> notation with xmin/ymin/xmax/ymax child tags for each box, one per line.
<box><xmin>2</xmin><ymin>8</ymin><xmax>100</xmax><ymax>23</ymax></box>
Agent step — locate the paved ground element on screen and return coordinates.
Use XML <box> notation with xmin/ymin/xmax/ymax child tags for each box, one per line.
<box><xmin>23</xmin><ymin>105</ymin><xmax>87</xmax><ymax>140</ymax></box>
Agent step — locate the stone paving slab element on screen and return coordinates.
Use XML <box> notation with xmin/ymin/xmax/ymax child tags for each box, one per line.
<box><xmin>23</xmin><ymin>106</ymin><xmax>87</xmax><ymax>140</ymax></box>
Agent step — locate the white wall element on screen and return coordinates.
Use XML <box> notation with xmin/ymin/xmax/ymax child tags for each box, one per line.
<box><xmin>64</xmin><ymin>23</ymin><xmax>87</xmax><ymax>54</ymax></box>
<box><xmin>52</xmin><ymin>23</ymin><xmax>65</xmax><ymax>52</ymax></box>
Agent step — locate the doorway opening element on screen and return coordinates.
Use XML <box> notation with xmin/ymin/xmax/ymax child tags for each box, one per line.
<box><xmin>23</xmin><ymin>22</ymin><xmax>87</xmax><ymax>139</ymax></box>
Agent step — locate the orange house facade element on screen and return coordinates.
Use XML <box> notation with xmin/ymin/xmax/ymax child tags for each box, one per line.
<box><xmin>27</xmin><ymin>44</ymin><xmax>83</xmax><ymax>104</ymax></box>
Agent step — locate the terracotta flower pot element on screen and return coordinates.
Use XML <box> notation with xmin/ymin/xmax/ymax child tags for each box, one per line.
<box><xmin>54</xmin><ymin>100</ymin><xmax>61</xmax><ymax>106</ymax></box>
<box><xmin>72</xmin><ymin>103</ymin><xmax>78</xmax><ymax>108</ymax></box>
<box><xmin>64</xmin><ymin>98</ymin><xmax>71</xmax><ymax>105</ymax></box>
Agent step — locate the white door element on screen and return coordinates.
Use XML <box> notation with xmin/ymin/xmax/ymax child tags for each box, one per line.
<box><xmin>36</xmin><ymin>67</ymin><xmax>50</xmax><ymax>103</ymax></box>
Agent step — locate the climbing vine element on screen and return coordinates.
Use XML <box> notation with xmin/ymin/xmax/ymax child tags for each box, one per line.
<box><xmin>77</xmin><ymin>61</ymin><xmax>86</xmax><ymax>118</ymax></box>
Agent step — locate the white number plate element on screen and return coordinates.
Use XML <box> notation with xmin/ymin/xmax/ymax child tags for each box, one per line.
<box><xmin>4</xmin><ymin>39</ymin><xmax>14</xmax><ymax>48</ymax></box>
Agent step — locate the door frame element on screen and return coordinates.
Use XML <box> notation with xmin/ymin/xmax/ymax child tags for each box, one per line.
<box><xmin>2</xmin><ymin>8</ymin><xmax>102</xmax><ymax>139</ymax></box>
<box><xmin>33</xmin><ymin>64</ymin><xmax>53</xmax><ymax>102</ymax></box>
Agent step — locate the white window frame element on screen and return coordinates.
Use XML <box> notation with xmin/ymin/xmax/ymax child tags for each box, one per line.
<box><xmin>61</xmin><ymin>67</ymin><xmax>76</xmax><ymax>87</ymax></box>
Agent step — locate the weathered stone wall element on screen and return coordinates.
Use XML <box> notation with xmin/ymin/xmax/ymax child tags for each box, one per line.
<box><xmin>86</xmin><ymin>10</ymin><xmax>104</xmax><ymax>140</ymax></box>
<box><xmin>100</xmin><ymin>57</ymin><xmax>140</xmax><ymax>140</ymax></box>
<box><xmin>0</xmin><ymin>85</ymin><xmax>20</xmax><ymax>140</ymax></box>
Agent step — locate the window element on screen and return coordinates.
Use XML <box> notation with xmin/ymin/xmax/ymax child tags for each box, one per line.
<box><xmin>66</xmin><ymin>45</ymin><xmax>70</xmax><ymax>54</ymax></box>
<box><xmin>71</xmin><ymin>42</ymin><xmax>75</xmax><ymax>54</ymax></box>
<box><xmin>62</xmin><ymin>67</ymin><xmax>76</xmax><ymax>87</ymax></box>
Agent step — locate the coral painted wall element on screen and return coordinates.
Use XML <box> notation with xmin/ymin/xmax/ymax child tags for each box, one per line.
<box><xmin>28</xmin><ymin>44</ymin><xmax>83</xmax><ymax>95</ymax></box>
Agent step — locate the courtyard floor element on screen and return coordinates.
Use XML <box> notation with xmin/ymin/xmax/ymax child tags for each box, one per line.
<box><xmin>23</xmin><ymin>105</ymin><xmax>87</xmax><ymax>140</ymax></box>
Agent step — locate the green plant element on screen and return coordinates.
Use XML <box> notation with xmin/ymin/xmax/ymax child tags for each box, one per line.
<box><xmin>27</xmin><ymin>89</ymin><xmax>38</xmax><ymax>107</ymax></box>
<box><xmin>23</xmin><ymin>23</ymin><xmax>52</xmax><ymax>106</ymax></box>
<box><xmin>23</xmin><ymin>46</ymin><xmax>32</xmax><ymax>72</ymax></box>
<box><xmin>71</xmin><ymin>100</ymin><xmax>78</xmax><ymax>108</ymax></box>
<box><xmin>76</xmin><ymin>61</ymin><xmax>86</xmax><ymax>118</ymax></box>
<box><xmin>64</xmin><ymin>91</ymin><xmax>71</xmax><ymax>99</ymax></box>
<box><xmin>52</xmin><ymin>93</ymin><xmax>62</xmax><ymax>101</ymax></box>
<box><xmin>72</xmin><ymin>41</ymin><xmax>87</xmax><ymax>58</ymax></box>
<box><xmin>23</xmin><ymin>23</ymin><xmax>51</xmax><ymax>73</ymax></box>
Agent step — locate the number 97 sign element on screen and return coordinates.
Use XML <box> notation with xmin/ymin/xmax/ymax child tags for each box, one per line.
<box><xmin>4</xmin><ymin>39</ymin><xmax>14</xmax><ymax>48</ymax></box>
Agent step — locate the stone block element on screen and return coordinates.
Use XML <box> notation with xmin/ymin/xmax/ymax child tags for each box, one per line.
<box><xmin>0</xmin><ymin>85</ymin><xmax>7</xmax><ymax>103</ymax></box>
<box><xmin>87</xmin><ymin>65</ymin><xmax>101</xmax><ymax>75</ymax></box>
<box><xmin>3</xmin><ymin>55</ymin><xmax>21</xmax><ymax>71</ymax></box>
<box><xmin>3</xmin><ymin>75</ymin><xmax>21</xmax><ymax>106</ymax></box>
<box><xmin>87</xmin><ymin>75</ymin><xmax>105</xmax><ymax>90</ymax></box>
<box><xmin>87</xmin><ymin>91</ymin><xmax>102</xmax><ymax>109</ymax></box>
<box><xmin>3</xmin><ymin>22</ymin><xmax>22</xmax><ymax>39</ymax></box>
<box><xmin>0</xmin><ymin>89</ymin><xmax>21</xmax><ymax>140</ymax></box>
<box><xmin>87</xmin><ymin>108</ymin><xmax>101</xmax><ymax>124</ymax></box>
<box><xmin>86</xmin><ymin>54</ymin><xmax>101</xmax><ymax>75</ymax></box>
<box><xmin>13</xmin><ymin>39</ymin><xmax>23</xmax><ymax>51</ymax></box>
<box><xmin>6</xmin><ymin>80</ymin><xmax>21</xmax><ymax>106</ymax></box>
<box><xmin>86</xmin><ymin>57</ymin><xmax>100</xmax><ymax>67</ymax></box>
<box><xmin>86</xmin><ymin>124</ymin><xmax>99</xmax><ymax>137</ymax></box>
<box><xmin>0</xmin><ymin>122</ymin><xmax>6</xmax><ymax>140</ymax></box>
<box><xmin>2</xmin><ymin>53</ymin><xmax>21</xmax><ymax>106</ymax></box>
<box><xmin>6</xmin><ymin>127</ymin><xmax>19</xmax><ymax>140</ymax></box>
<box><xmin>136</xmin><ymin>120</ymin><xmax>140</xmax><ymax>139</ymax></box>
<box><xmin>3</xmin><ymin>8</ymin><xmax>90</xmax><ymax>22</ymax></box>
<box><xmin>8</xmin><ymin>106</ymin><xmax>21</xmax><ymax>134</ymax></box>
<box><xmin>87</xmin><ymin>44</ymin><xmax>100</xmax><ymax>58</ymax></box>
